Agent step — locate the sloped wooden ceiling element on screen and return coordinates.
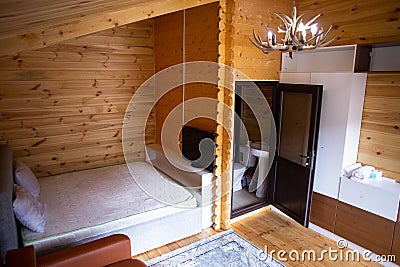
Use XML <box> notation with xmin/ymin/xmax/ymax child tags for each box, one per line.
<box><xmin>0</xmin><ymin>0</ymin><xmax>217</xmax><ymax>56</ymax></box>
<box><xmin>299</xmin><ymin>0</ymin><xmax>400</xmax><ymax>45</ymax></box>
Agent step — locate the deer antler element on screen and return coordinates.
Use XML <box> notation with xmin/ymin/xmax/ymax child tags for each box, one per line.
<box><xmin>249</xmin><ymin>3</ymin><xmax>335</xmax><ymax>56</ymax></box>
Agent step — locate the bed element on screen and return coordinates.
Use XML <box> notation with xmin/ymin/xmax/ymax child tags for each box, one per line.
<box><xmin>0</xmin><ymin>145</ymin><xmax>202</xmax><ymax>258</ymax></box>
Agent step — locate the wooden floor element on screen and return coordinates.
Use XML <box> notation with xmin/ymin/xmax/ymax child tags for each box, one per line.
<box><xmin>135</xmin><ymin>210</ymin><xmax>379</xmax><ymax>266</ymax></box>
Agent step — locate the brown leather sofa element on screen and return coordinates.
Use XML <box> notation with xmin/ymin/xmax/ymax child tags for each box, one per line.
<box><xmin>3</xmin><ymin>234</ymin><xmax>147</xmax><ymax>267</ymax></box>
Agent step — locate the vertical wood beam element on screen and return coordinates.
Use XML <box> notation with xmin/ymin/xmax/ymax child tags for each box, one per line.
<box><xmin>215</xmin><ymin>0</ymin><xmax>235</xmax><ymax>230</ymax></box>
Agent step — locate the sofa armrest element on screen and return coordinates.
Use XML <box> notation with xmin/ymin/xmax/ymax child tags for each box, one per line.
<box><xmin>5</xmin><ymin>245</ymin><xmax>36</xmax><ymax>267</ymax></box>
<box><xmin>37</xmin><ymin>234</ymin><xmax>131</xmax><ymax>267</ymax></box>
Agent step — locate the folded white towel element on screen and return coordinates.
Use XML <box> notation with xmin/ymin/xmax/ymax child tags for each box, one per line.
<box><xmin>342</xmin><ymin>163</ymin><xmax>362</xmax><ymax>177</ymax></box>
<box><xmin>351</xmin><ymin>166</ymin><xmax>375</xmax><ymax>180</ymax></box>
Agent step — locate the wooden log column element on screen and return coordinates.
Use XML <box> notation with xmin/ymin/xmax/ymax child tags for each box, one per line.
<box><xmin>214</xmin><ymin>0</ymin><xmax>235</xmax><ymax>230</ymax></box>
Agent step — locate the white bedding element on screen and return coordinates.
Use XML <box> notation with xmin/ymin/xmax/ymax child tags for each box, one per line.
<box><xmin>21</xmin><ymin>162</ymin><xmax>197</xmax><ymax>253</ymax></box>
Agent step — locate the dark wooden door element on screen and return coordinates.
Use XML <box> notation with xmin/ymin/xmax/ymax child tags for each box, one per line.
<box><xmin>271</xmin><ymin>83</ymin><xmax>322</xmax><ymax>227</ymax></box>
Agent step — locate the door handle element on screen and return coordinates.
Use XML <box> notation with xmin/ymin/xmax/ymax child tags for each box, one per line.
<box><xmin>299</xmin><ymin>154</ymin><xmax>310</xmax><ymax>166</ymax></box>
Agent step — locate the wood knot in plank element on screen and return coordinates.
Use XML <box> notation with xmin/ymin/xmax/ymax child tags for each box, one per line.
<box><xmin>32</xmin><ymin>138</ymin><xmax>47</xmax><ymax>147</ymax></box>
<box><xmin>30</xmin><ymin>84</ymin><xmax>41</xmax><ymax>90</ymax></box>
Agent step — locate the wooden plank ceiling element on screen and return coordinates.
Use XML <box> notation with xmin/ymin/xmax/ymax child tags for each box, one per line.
<box><xmin>0</xmin><ymin>0</ymin><xmax>217</xmax><ymax>56</ymax></box>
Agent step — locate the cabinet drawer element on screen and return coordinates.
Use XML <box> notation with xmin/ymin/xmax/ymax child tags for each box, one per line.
<box><xmin>335</xmin><ymin>201</ymin><xmax>395</xmax><ymax>255</ymax></box>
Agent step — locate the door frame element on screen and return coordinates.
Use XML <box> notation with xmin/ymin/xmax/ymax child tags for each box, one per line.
<box><xmin>230</xmin><ymin>81</ymin><xmax>278</xmax><ymax>219</ymax></box>
<box><xmin>230</xmin><ymin>81</ymin><xmax>322</xmax><ymax>226</ymax></box>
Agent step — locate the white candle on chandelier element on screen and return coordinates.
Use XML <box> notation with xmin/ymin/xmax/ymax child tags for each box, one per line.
<box><xmin>311</xmin><ymin>24</ymin><xmax>318</xmax><ymax>37</ymax></box>
<box><xmin>301</xmin><ymin>31</ymin><xmax>305</xmax><ymax>43</ymax></box>
<box><xmin>299</xmin><ymin>22</ymin><xmax>306</xmax><ymax>43</ymax></box>
<box><xmin>267</xmin><ymin>31</ymin><xmax>273</xmax><ymax>45</ymax></box>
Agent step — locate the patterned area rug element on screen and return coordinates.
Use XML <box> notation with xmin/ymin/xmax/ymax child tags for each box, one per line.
<box><xmin>146</xmin><ymin>230</ymin><xmax>284</xmax><ymax>267</ymax></box>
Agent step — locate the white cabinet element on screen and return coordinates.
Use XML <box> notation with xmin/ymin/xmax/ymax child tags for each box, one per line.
<box><xmin>339</xmin><ymin>176</ymin><xmax>400</xmax><ymax>221</ymax></box>
<box><xmin>311</xmin><ymin>73</ymin><xmax>366</xmax><ymax>198</ymax></box>
<box><xmin>280</xmin><ymin>45</ymin><xmax>367</xmax><ymax>199</ymax></box>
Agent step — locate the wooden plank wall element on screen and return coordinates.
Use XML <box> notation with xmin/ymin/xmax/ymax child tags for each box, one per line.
<box><xmin>0</xmin><ymin>20</ymin><xmax>155</xmax><ymax>177</ymax></box>
<box><xmin>357</xmin><ymin>72</ymin><xmax>400</xmax><ymax>182</ymax></box>
<box><xmin>299</xmin><ymin>0</ymin><xmax>400</xmax><ymax>46</ymax></box>
<box><xmin>154</xmin><ymin>10</ymin><xmax>183</xmax><ymax>145</ymax></box>
<box><xmin>153</xmin><ymin>3</ymin><xmax>220</xmax><ymax>229</ymax></box>
<box><xmin>0</xmin><ymin>0</ymin><xmax>218</xmax><ymax>56</ymax></box>
<box><xmin>154</xmin><ymin>3</ymin><xmax>220</xmax><ymax>145</ymax></box>
<box><xmin>184</xmin><ymin>3</ymin><xmax>220</xmax><ymax>133</ymax></box>
<box><xmin>231</xmin><ymin>0</ymin><xmax>291</xmax><ymax>80</ymax></box>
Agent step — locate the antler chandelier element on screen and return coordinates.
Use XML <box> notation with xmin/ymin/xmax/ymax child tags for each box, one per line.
<box><xmin>250</xmin><ymin>0</ymin><xmax>335</xmax><ymax>58</ymax></box>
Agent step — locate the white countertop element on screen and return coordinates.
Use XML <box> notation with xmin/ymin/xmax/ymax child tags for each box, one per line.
<box><xmin>348</xmin><ymin>176</ymin><xmax>400</xmax><ymax>193</ymax></box>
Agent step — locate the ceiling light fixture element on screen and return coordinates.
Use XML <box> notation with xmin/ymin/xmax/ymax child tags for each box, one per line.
<box><xmin>250</xmin><ymin>0</ymin><xmax>335</xmax><ymax>58</ymax></box>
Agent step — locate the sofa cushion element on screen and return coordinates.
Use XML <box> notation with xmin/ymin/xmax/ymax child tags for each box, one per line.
<box><xmin>13</xmin><ymin>185</ymin><xmax>46</xmax><ymax>233</ymax></box>
<box><xmin>14</xmin><ymin>160</ymin><xmax>40</xmax><ymax>197</ymax></box>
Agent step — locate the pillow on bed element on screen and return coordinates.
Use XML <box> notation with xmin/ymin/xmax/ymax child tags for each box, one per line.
<box><xmin>13</xmin><ymin>184</ymin><xmax>46</xmax><ymax>233</ymax></box>
<box><xmin>14</xmin><ymin>159</ymin><xmax>40</xmax><ymax>197</ymax></box>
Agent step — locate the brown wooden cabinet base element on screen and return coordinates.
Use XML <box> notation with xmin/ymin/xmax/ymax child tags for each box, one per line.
<box><xmin>392</xmin><ymin>221</ymin><xmax>400</xmax><ymax>265</ymax></box>
<box><xmin>310</xmin><ymin>192</ymin><xmax>338</xmax><ymax>232</ymax></box>
<box><xmin>335</xmin><ymin>201</ymin><xmax>395</xmax><ymax>255</ymax></box>
<box><xmin>310</xmin><ymin>192</ymin><xmax>397</xmax><ymax>257</ymax></box>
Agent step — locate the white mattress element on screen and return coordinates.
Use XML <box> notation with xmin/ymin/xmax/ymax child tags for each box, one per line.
<box><xmin>22</xmin><ymin>162</ymin><xmax>197</xmax><ymax>253</ymax></box>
